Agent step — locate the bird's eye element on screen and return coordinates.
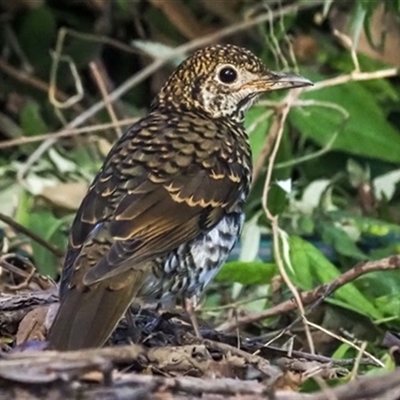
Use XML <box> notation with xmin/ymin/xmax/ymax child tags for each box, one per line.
<box><xmin>218</xmin><ymin>66</ymin><xmax>238</xmax><ymax>84</ymax></box>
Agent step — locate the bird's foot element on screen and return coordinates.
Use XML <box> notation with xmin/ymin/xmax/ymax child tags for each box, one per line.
<box><xmin>183</xmin><ymin>296</ymin><xmax>202</xmax><ymax>339</ymax></box>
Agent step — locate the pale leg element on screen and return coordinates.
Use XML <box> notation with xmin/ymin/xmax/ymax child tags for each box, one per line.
<box><xmin>183</xmin><ymin>296</ymin><xmax>202</xmax><ymax>338</ymax></box>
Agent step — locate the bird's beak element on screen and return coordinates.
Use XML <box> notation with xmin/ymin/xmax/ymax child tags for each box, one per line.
<box><xmin>245</xmin><ymin>71</ymin><xmax>313</xmax><ymax>92</ymax></box>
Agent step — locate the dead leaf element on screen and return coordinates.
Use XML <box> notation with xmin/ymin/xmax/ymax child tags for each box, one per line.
<box><xmin>16</xmin><ymin>305</ymin><xmax>49</xmax><ymax>345</ymax></box>
<box><xmin>148</xmin><ymin>345</ymin><xmax>212</xmax><ymax>376</ymax></box>
<box><xmin>41</xmin><ymin>182</ymin><xmax>88</xmax><ymax>211</ymax></box>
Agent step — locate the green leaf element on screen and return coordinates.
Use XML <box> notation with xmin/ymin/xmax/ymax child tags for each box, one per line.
<box><xmin>322</xmin><ymin>0</ymin><xmax>334</xmax><ymax>18</ymax></box>
<box><xmin>239</xmin><ymin>218</ymin><xmax>261</xmax><ymax>261</ymax></box>
<box><xmin>290</xmin><ymin>81</ymin><xmax>400</xmax><ymax>163</ymax></box>
<box><xmin>375</xmin><ymin>294</ymin><xmax>400</xmax><ymax>319</ymax></box>
<box><xmin>216</xmin><ymin>261</ymin><xmax>277</xmax><ymax>285</ymax></box>
<box><xmin>349</xmin><ymin>1</ymin><xmax>367</xmax><ymax>50</ymax></box>
<box><xmin>245</xmin><ymin>107</ymin><xmax>272</xmax><ymax>162</ymax></box>
<box><xmin>20</xmin><ymin>100</ymin><xmax>48</xmax><ymax>137</ymax></box>
<box><xmin>319</xmin><ymin>223</ymin><xmax>368</xmax><ymax>260</ymax></box>
<box><xmin>18</xmin><ymin>6</ymin><xmax>56</xmax><ymax>71</ymax></box>
<box><xmin>356</xmin><ymin>270</ymin><xmax>400</xmax><ymax>299</ymax></box>
<box><xmin>25</xmin><ymin>210</ymin><xmax>65</xmax><ymax>277</ymax></box>
<box><xmin>326</xmin><ymin>211</ymin><xmax>400</xmax><ymax>243</ymax></box>
<box><xmin>287</xmin><ymin>236</ymin><xmax>383</xmax><ymax>320</ymax></box>
<box><xmin>116</xmin><ymin>0</ymin><xmax>130</xmax><ymax>12</ymax></box>
<box><xmin>15</xmin><ymin>192</ymin><xmax>65</xmax><ymax>277</ymax></box>
<box><xmin>331</xmin><ymin>342</ymin><xmax>352</xmax><ymax>360</ymax></box>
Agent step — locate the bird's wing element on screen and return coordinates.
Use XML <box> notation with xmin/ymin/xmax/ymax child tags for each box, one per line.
<box><xmin>64</xmin><ymin>112</ymin><xmax>251</xmax><ymax>287</ymax></box>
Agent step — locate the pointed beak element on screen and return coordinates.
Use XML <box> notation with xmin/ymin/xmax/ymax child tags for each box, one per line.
<box><xmin>245</xmin><ymin>71</ymin><xmax>313</xmax><ymax>92</ymax></box>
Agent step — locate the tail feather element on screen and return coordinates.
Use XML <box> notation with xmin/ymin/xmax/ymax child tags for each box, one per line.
<box><xmin>47</xmin><ymin>272</ymin><xmax>143</xmax><ymax>351</ymax></box>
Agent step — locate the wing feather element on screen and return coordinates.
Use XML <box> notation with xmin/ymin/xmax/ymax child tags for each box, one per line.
<box><xmin>62</xmin><ymin>111</ymin><xmax>251</xmax><ymax>291</ymax></box>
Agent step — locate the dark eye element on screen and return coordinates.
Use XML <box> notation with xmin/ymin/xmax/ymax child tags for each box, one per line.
<box><xmin>218</xmin><ymin>66</ymin><xmax>238</xmax><ymax>84</ymax></box>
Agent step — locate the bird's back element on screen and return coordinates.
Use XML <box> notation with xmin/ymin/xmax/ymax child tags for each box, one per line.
<box><xmin>48</xmin><ymin>109</ymin><xmax>251</xmax><ymax>350</ymax></box>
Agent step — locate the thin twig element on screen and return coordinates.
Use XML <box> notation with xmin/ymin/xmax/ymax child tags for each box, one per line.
<box><xmin>0</xmin><ymin>118</ymin><xmax>138</xmax><ymax>149</ymax></box>
<box><xmin>0</xmin><ymin>58</ymin><xmax>86</xmax><ymax>115</ymax></box>
<box><xmin>62</xmin><ymin>27</ymin><xmax>140</xmax><ymax>55</ymax></box>
<box><xmin>0</xmin><ymin>254</ymin><xmax>37</xmax><ymax>291</ymax></box>
<box><xmin>89</xmin><ymin>62</ymin><xmax>123</xmax><ymax>138</ymax></box>
<box><xmin>49</xmin><ymin>28</ymin><xmax>84</xmax><ymax>111</ymax></box>
<box><xmin>350</xmin><ymin>341</ymin><xmax>370</xmax><ymax>378</ymax></box>
<box><xmin>3</xmin><ymin>24</ymin><xmax>33</xmax><ymax>73</ymax></box>
<box><xmin>305</xmin><ymin>321</ymin><xmax>383</xmax><ymax>368</ymax></box>
<box><xmin>333</xmin><ymin>29</ymin><xmax>361</xmax><ymax>73</ymax></box>
<box><xmin>306</xmin><ymin>67</ymin><xmax>399</xmax><ymax>92</ymax></box>
<box><xmin>252</xmin><ymin>113</ymin><xmax>281</xmax><ymax>183</ymax></box>
<box><xmin>0</xmin><ymin>212</ymin><xmax>64</xmax><ymax>258</ymax></box>
<box><xmin>216</xmin><ymin>254</ymin><xmax>400</xmax><ymax>332</ymax></box>
<box><xmin>259</xmin><ymin>88</ymin><xmax>315</xmax><ymax>354</ymax></box>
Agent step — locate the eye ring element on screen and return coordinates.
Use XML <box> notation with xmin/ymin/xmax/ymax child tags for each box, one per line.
<box><xmin>218</xmin><ymin>65</ymin><xmax>238</xmax><ymax>84</ymax></box>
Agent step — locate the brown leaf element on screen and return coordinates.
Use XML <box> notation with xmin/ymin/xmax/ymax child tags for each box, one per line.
<box><xmin>16</xmin><ymin>305</ymin><xmax>49</xmax><ymax>345</ymax></box>
<box><xmin>148</xmin><ymin>345</ymin><xmax>212</xmax><ymax>376</ymax></box>
<box><xmin>41</xmin><ymin>182</ymin><xmax>88</xmax><ymax>211</ymax></box>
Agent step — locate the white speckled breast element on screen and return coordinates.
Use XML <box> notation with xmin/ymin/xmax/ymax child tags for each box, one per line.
<box><xmin>137</xmin><ymin>213</ymin><xmax>244</xmax><ymax>306</ymax></box>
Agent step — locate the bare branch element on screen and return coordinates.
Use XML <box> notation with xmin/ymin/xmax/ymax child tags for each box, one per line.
<box><xmin>217</xmin><ymin>255</ymin><xmax>400</xmax><ymax>332</ymax></box>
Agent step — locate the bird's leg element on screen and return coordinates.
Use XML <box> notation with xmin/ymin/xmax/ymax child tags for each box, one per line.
<box><xmin>183</xmin><ymin>296</ymin><xmax>202</xmax><ymax>338</ymax></box>
<box><xmin>125</xmin><ymin>305</ymin><xmax>142</xmax><ymax>343</ymax></box>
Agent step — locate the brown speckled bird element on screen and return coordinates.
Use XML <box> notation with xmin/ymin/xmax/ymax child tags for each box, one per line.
<box><xmin>47</xmin><ymin>44</ymin><xmax>312</xmax><ymax>350</ymax></box>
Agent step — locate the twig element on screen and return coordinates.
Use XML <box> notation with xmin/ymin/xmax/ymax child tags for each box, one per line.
<box><xmin>201</xmin><ymin>338</ymin><xmax>281</xmax><ymax>378</ymax></box>
<box><xmin>304</xmin><ymin>321</ymin><xmax>383</xmax><ymax>368</ymax></box>
<box><xmin>0</xmin><ymin>290</ymin><xmax>58</xmax><ymax>311</ymax></box>
<box><xmin>0</xmin><ymin>212</ymin><xmax>64</xmax><ymax>258</ymax></box>
<box><xmin>201</xmin><ymin>294</ymin><xmax>269</xmax><ymax>311</ymax></box>
<box><xmin>3</xmin><ymin>24</ymin><xmax>33</xmax><ymax>73</ymax></box>
<box><xmin>49</xmin><ymin>39</ymin><xmax>84</xmax><ymax>110</ymax></box>
<box><xmin>333</xmin><ymin>30</ymin><xmax>360</xmax><ymax>73</ymax></box>
<box><xmin>350</xmin><ymin>341</ymin><xmax>369</xmax><ymax>379</ymax></box>
<box><xmin>0</xmin><ymin>118</ymin><xmax>138</xmax><ymax>149</ymax></box>
<box><xmin>0</xmin><ymin>254</ymin><xmax>55</xmax><ymax>292</ymax></box>
<box><xmin>0</xmin><ymin>254</ymin><xmax>33</xmax><ymax>279</ymax></box>
<box><xmin>61</xmin><ymin>27</ymin><xmax>140</xmax><ymax>55</ymax></box>
<box><xmin>252</xmin><ymin>112</ymin><xmax>281</xmax><ymax>183</ymax></box>
<box><xmin>260</xmin><ymin>345</ymin><xmax>376</xmax><ymax>367</ymax></box>
<box><xmin>0</xmin><ymin>257</ymin><xmax>36</xmax><ymax>291</ymax></box>
<box><xmin>2</xmin><ymin>345</ymin><xmax>400</xmax><ymax>399</ymax></box>
<box><xmin>259</xmin><ymin>88</ymin><xmax>315</xmax><ymax>354</ymax></box>
<box><xmin>89</xmin><ymin>62</ymin><xmax>123</xmax><ymax>138</ymax></box>
<box><xmin>0</xmin><ymin>58</ymin><xmax>86</xmax><ymax>115</ymax></box>
<box><xmin>306</xmin><ymin>67</ymin><xmax>399</xmax><ymax>92</ymax></box>
<box><xmin>18</xmin><ymin>0</ymin><xmax>323</xmax><ymax>179</ymax></box>
<box><xmin>216</xmin><ymin>254</ymin><xmax>400</xmax><ymax>332</ymax></box>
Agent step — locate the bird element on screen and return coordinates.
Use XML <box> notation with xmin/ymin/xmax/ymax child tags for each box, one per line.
<box><xmin>47</xmin><ymin>44</ymin><xmax>312</xmax><ymax>350</ymax></box>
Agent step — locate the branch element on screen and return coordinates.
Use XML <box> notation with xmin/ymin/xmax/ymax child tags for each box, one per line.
<box><xmin>306</xmin><ymin>68</ymin><xmax>399</xmax><ymax>92</ymax></box>
<box><xmin>0</xmin><ymin>118</ymin><xmax>138</xmax><ymax>149</ymax></box>
<box><xmin>217</xmin><ymin>254</ymin><xmax>400</xmax><ymax>332</ymax></box>
<box><xmin>0</xmin><ymin>212</ymin><xmax>64</xmax><ymax>257</ymax></box>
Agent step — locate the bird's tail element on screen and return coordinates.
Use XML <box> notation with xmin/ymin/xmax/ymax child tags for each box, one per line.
<box><xmin>47</xmin><ymin>271</ymin><xmax>143</xmax><ymax>351</ymax></box>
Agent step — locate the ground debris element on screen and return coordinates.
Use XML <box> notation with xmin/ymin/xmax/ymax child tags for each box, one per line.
<box><xmin>0</xmin><ymin>289</ymin><xmax>399</xmax><ymax>399</ymax></box>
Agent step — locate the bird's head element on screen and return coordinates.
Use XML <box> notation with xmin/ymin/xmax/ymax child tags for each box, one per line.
<box><xmin>153</xmin><ymin>44</ymin><xmax>312</xmax><ymax>123</ymax></box>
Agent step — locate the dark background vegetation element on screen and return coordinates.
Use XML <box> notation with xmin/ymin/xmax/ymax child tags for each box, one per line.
<box><xmin>0</xmin><ymin>0</ymin><xmax>400</xmax><ymax>383</ymax></box>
